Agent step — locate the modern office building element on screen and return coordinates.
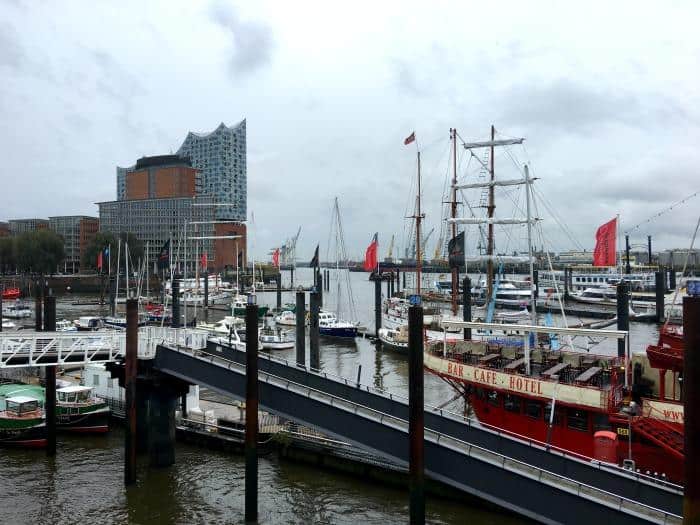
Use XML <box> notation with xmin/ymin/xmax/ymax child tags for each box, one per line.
<box><xmin>0</xmin><ymin>222</ymin><xmax>9</xmax><ymax>237</ymax></box>
<box><xmin>102</xmin><ymin>151</ymin><xmax>246</xmax><ymax>272</ymax></box>
<box><xmin>177</xmin><ymin>120</ymin><xmax>247</xmax><ymax>221</ymax></box>
<box><xmin>8</xmin><ymin>218</ymin><xmax>49</xmax><ymax>235</ymax></box>
<box><xmin>48</xmin><ymin>216</ymin><xmax>99</xmax><ymax>273</ymax></box>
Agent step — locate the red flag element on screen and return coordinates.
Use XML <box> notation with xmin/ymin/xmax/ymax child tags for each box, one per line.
<box><xmin>97</xmin><ymin>251</ymin><xmax>103</xmax><ymax>271</ymax></box>
<box><xmin>593</xmin><ymin>217</ymin><xmax>617</xmax><ymax>266</ymax></box>
<box><xmin>363</xmin><ymin>233</ymin><xmax>378</xmax><ymax>271</ymax></box>
<box><xmin>404</xmin><ymin>132</ymin><xmax>415</xmax><ymax>145</ymax></box>
<box><xmin>272</xmin><ymin>248</ymin><xmax>280</xmax><ymax>268</ymax></box>
<box><xmin>200</xmin><ymin>252</ymin><xmax>208</xmax><ymax>270</ymax></box>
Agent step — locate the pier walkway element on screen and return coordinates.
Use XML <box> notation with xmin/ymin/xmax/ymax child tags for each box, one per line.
<box><xmin>153</xmin><ymin>339</ymin><xmax>682</xmax><ymax>525</ymax></box>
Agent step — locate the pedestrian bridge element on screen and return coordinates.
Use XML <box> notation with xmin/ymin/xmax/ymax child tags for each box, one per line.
<box><xmin>153</xmin><ymin>340</ymin><xmax>682</xmax><ymax>525</ymax></box>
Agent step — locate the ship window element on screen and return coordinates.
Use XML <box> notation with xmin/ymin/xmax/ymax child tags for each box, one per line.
<box><xmin>567</xmin><ymin>408</ymin><xmax>589</xmax><ymax>432</ymax></box>
<box><xmin>593</xmin><ymin>413</ymin><xmax>611</xmax><ymax>432</ymax></box>
<box><xmin>487</xmin><ymin>390</ymin><xmax>500</xmax><ymax>407</ymax></box>
<box><xmin>93</xmin><ymin>375</ymin><xmax>100</xmax><ymax>386</ymax></box>
<box><xmin>504</xmin><ymin>394</ymin><xmax>521</xmax><ymax>413</ymax></box>
<box><xmin>525</xmin><ymin>400</ymin><xmax>542</xmax><ymax>419</ymax></box>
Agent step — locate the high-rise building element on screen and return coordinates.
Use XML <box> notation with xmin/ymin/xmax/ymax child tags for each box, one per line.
<box><xmin>100</xmin><ymin>151</ymin><xmax>247</xmax><ymax>272</ymax></box>
<box><xmin>48</xmin><ymin>216</ymin><xmax>99</xmax><ymax>273</ymax></box>
<box><xmin>177</xmin><ymin>120</ymin><xmax>247</xmax><ymax>221</ymax></box>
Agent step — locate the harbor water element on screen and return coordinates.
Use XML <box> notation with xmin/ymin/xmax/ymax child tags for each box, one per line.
<box><xmin>0</xmin><ymin>268</ymin><xmax>661</xmax><ymax>524</ymax></box>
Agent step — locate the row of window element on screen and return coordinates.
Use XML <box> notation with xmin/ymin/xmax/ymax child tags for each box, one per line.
<box><xmin>478</xmin><ymin>389</ymin><xmax>594</xmax><ymax>432</ymax></box>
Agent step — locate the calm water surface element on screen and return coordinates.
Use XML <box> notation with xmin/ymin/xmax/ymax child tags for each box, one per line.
<box><xmin>0</xmin><ymin>268</ymin><xmax>659</xmax><ymax>524</ymax></box>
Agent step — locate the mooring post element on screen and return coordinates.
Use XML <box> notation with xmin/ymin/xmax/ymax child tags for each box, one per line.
<box><xmin>44</xmin><ymin>293</ymin><xmax>56</xmax><ymax>456</ymax></box>
<box><xmin>34</xmin><ymin>281</ymin><xmax>43</xmax><ymax>332</ymax></box>
<box><xmin>390</xmin><ymin>274</ymin><xmax>395</xmax><ymax>297</ymax></box>
<box><xmin>203</xmin><ymin>271</ymin><xmax>209</xmax><ymax>309</ymax></box>
<box><xmin>295</xmin><ymin>291</ymin><xmax>305</xmax><ymax>367</ymax></box>
<box><xmin>655</xmin><ymin>271</ymin><xmax>665</xmax><ymax>323</ymax></box>
<box><xmin>533</xmin><ymin>269</ymin><xmax>539</xmax><ymax>300</ymax></box>
<box><xmin>684</xmin><ymin>295</ymin><xmax>700</xmax><ymax>522</ymax></box>
<box><xmin>386</xmin><ymin>275</ymin><xmax>391</xmax><ymax>299</ymax></box>
<box><xmin>290</xmin><ymin>266</ymin><xmax>294</xmax><ymax>287</ymax></box>
<box><xmin>564</xmin><ymin>267</ymin><xmax>570</xmax><ymax>300</ymax></box>
<box><xmin>356</xmin><ymin>364</ymin><xmax>362</xmax><ymax>387</ymax></box>
<box><xmin>402</xmin><ymin>271</ymin><xmax>406</xmax><ymax>289</ymax></box>
<box><xmin>171</xmin><ymin>275</ymin><xmax>181</xmax><ymax>328</ymax></box>
<box><xmin>408</xmin><ymin>304</ymin><xmax>425</xmax><ymax>525</ymax></box>
<box><xmin>317</xmin><ymin>272</ymin><xmax>323</xmax><ymax>308</ymax></box>
<box><xmin>309</xmin><ymin>291</ymin><xmax>320</xmax><ymax>370</ymax></box>
<box><xmin>463</xmin><ymin>277</ymin><xmax>471</xmax><ymax>340</ymax></box>
<box><xmin>276</xmin><ymin>274</ymin><xmax>282</xmax><ymax>311</ymax></box>
<box><xmin>245</xmin><ymin>299</ymin><xmax>259</xmax><ymax>524</ymax></box>
<box><xmin>396</xmin><ymin>270</ymin><xmax>401</xmax><ymax>294</ymax></box>
<box><xmin>124</xmin><ymin>298</ymin><xmax>138</xmax><ymax>486</ymax></box>
<box><xmin>374</xmin><ymin>278</ymin><xmax>382</xmax><ymax>339</ymax></box>
<box><xmin>616</xmin><ymin>281</ymin><xmax>629</xmax><ymax>360</ymax></box>
<box><xmin>669</xmin><ymin>268</ymin><xmax>676</xmax><ymax>290</ymax></box>
<box><xmin>625</xmin><ymin>235</ymin><xmax>631</xmax><ymax>274</ymax></box>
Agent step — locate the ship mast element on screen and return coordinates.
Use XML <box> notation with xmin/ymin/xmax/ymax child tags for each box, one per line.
<box><xmin>487</xmin><ymin>125</ymin><xmax>495</xmax><ymax>302</ymax></box>
<box><xmin>450</xmin><ymin>128</ymin><xmax>458</xmax><ymax>316</ymax></box>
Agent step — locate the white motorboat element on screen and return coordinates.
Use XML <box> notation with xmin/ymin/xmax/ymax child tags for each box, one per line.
<box><xmin>3</xmin><ymin>303</ymin><xmax>32</xmax><ymax>319</ymax></box>
<box><xmin>260</xmin><ymin>330</ymin><xmax>295</xmax><ymax>350</ymax></box>
<box><xmin>571</xmin><ymin>285</ymin><xmax>618</xmax><ymax>305</ymax></box>
<box><xmin>318</xmin><ymin>311</ymin><xmax>358</xmax><ymax>338</ymax></box>
<box><xmin>1</xmin><ymin>318</ymin><xmax>17</xmax><ymax>330</ymax></box>
<box><xmin>56</xmin><ymin>319</ymin><xmax>77</xmax><ymax>332</ymax></box>
<box><xmin>197</xmin><ymin>315</ymin><xmax>244</xmax><ymax>336</ymax></box>
<box><xmin>382</xmin><ymin>297</ymin><xmax>437</xmax><ymax>330</ymax></box>
<box><xmin>274</xmin><ymin>310</ymin><xmax>300</xmax><ymax>326</ymax></box>
<box><xmin>378</xmin><ymin>326</ymin><xmax>409</xmax><ymax>353</ymax></box>
<box><xmin>74</xmin><ymin>316</ymin><xmax>104</xmax><ymax>331</ymax></box>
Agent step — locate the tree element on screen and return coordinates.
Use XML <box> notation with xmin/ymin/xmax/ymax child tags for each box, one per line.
<box><xmin>83</xmin><ymin>231</ymin><xmax>144</xmax><ymax>272</ymax></box>
<box><xmin>14</xmin><ymin>230</ymin><xmax>65</xmax><ymax>275</ymax></box>
<box><xmin>0</xmin><ymin>237</ymin><xmax>16</xmax><ymax>274</ymax></box>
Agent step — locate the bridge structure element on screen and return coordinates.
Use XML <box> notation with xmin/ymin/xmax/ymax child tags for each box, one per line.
<box><xmin>0</xmin><ymin>322</ymin><xmax>685</xmax><ymax>524</ymax></box>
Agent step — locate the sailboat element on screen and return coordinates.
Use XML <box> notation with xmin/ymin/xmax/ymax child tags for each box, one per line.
<box><xmin>318</xmin><ymin>198</ymin><xmax>359</xmax><ymax>338</ymax></box>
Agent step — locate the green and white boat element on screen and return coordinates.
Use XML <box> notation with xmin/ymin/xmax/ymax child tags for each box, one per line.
<box><xmin>0</xmin><ymin>396</ymin><xmax>46</xmax><ymax>448</ymax></box>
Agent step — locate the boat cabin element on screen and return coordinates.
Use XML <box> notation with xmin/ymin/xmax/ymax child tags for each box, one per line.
<box><xmin>57</xmin><ymin>386</ymin><xmax>95</xmax><ymax>405</ymax></box>
<box><xmin>3</xmin><ymin>396</ymin><xmax>41</xmax><ymax>418</ymax></box>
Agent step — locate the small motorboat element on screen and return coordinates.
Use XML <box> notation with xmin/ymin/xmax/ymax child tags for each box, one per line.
<box><xmin>318</xmin><ymin>311</ymin><xmax>358</xmax><ymax>338</ymax></box>
<box><xmin>1</xmin><ymin>318</ymin><xmax>17</xmax><ymax>330</ymax></box>
<box><xmin>74</xmin><ymin>316</ymin><xmax>104</xmax><ymax>331</ymax></box>
<box><xmin>1</xmin><ymin>287</ymin><xmax>21</xmax><ymax>300</ymax></box>
<box><xmin>56</xmin><ymin>319</ymin><xmax>77</xmax><ymax>332</ymax></box>
<box><xmin>274</xmin><ymin>310</ymin><xmax>301</xmax><ymax>327</ymax></box>
<box><xmin>0</xmin><ymin>396</ymin><xmax>46</xmax><ymax>448</ymax></box>
<box><xmin>3</xmin><ymin>303</ymin><xmax>32</xmax><ymax>319</ymax></box>
<box><xmin>260</xmin><ymin>329</ymin><xmax>295</xmax><ymax>350</ymax></box>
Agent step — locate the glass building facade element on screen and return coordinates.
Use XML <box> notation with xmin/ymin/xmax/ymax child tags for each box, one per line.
<box><xmin>177</xmin><ymin>120</ymin><xmax>247</xmax><ymax>221</ymax></box>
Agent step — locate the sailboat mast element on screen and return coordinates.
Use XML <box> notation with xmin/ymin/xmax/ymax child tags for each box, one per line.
<box><xmin>486</xmin><ymin>125</ymin><xmax>495</xmax><ymax>301</ymax></box>
<box><xmin>416</xmin><ymin>151</ymin><xmax>422</xmax><ymax>296</ymax></box>
<box><xmin>450</xmin><ymin>128</ymin><xmax>458</xmax><ymax>315</ymax></box>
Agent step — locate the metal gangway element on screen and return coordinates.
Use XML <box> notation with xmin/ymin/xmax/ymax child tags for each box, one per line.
<box><xmin>152</xmin><ymin>340</ymin><xmax>682</xmax><ymax>525</ymax></box>
<box><xmin>0</xmin><ymin>327</ymin><xmax>209</xmax><ymax>368</ymax></box>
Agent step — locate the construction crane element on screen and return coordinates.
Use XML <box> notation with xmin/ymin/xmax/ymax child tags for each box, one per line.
<box><xmin>406</xmin><ymin>226</ymin><xmax>435</xmax><ymax>260</ymax></box>
<box><xmin>433</xmin><ymin>232</ymin><xmax>444</xmax><ymax>261</ymax></box>
<box><xmin>422</xmin><ymin>227</ymin><xmax>435</xmax><ymax>252</ymax></box>
<box><xmin>281</xmin><ymin>226</ymin><xmax>302</xmax><ymax>266</ymax></box>
<box><xmin>385</xmin><ymin>234</ymin><xmax>395</xmax><ymax>262</ymax></box>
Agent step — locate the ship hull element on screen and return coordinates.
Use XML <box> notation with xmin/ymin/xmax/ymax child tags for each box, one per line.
<box><xmin>57</xmin><ymin>406</ymin><xmax>110</xmax><ymax>433</ymax></box>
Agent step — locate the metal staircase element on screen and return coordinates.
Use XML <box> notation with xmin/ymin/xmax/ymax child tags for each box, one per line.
<box><xmin>632</xmin><ymin>417</ymin><xmax>684</xmax><ymax>460</ymax></box>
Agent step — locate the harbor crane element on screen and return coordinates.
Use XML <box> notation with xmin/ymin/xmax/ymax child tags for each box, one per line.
<box><xmin>385</xmin><ymin>234</ymin><xmax>395</xmax><ymax>262</ymax></box>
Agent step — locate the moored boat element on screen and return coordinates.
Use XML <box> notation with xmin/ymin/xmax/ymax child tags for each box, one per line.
<box><xmin>0</xmin><ymin>396</ymin><xmax>46</xmax><ymax>448</ymax></box>
<box><xmin>2</xmin><ymin>318</ymin><xmax>18</xmax><ymax>330</ymax></box>
<box><xmin>3</xmin><ymin>303</ymin><xmax>32</xmax><ymax>319</ymax></box>
<box><xmin>2</xmin><ymin>287</ymin><xmax>21</xmax><ymax>300</ymax></box>
<box><xmin>56</xmin><ymin>385</ymin><xmax>110</xmax><ymax>433</ymax></box>
<box><xmin>274</xmin><ymin>310</ymin><xmax>300</xmax><ymax>327</ymax></box>
<box><xmin>74</xmin><ymin>316</ymin><xmax>104</xmax><ymax>331</ymax></box>
<box><xmin>260</xmin><ymin>329</ymin><xmax>295</xmax><ymax>350</ymax></box>
<box><xmin>318</xmin><ymin>311</ymin><xmax>358</xmax><ymax>338</ymax></box>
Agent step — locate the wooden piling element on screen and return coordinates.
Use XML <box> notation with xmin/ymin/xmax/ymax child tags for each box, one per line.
<box><xmin>124</xmin><ymin>298</ymin><xmax>138</xmax><ymax>485</ymax></box>
<box><xmin>44</xmin><ymin>294</ymin><xmax>56</xmax><ymax>456</ymax></box>
<box><xmin>34</xmin><ymin>281</ymin><xmax>42</xmax><ymax>332</ymax></box>
<box><xmin>463</xmin><ymin>277</ymin><xmax>471</xmax><ymax>340</ymax></box>
<box><xmin>408</xmin><ymin>304</ymin><xmax>425</xmax><ymax>525</ymax></box>
<box><xmin>171</xmin><ymin>275</ymin><xmax>181</xmax><ymax>328</ymax></box>
<box><xmin>374</xmin><ymin>278</ymin><xmax>382</xmax><ymax>338</ymax></box>
<box><xmin>683</xmin><ymin>296</ymin><xmax>700</xmax><ymax>523</ymax></box>
<box><xmin>296</xmin><ymin>291</ymin><xmax>305</xmax><ymax>367</ymax></box>
<box><xmin>245</xmin><ymin>302</ymin><xmax>259</xmax><ymax>524</ymax></box>
<box><xmin>309</xmin><ymin>292</ymin><xmax>320</xmax><ymax>369</ymax></box>
<box><xmin>655</xmin><ymin>271</ymin><xmax>665</xmax><ymax>323</ymax></box>
<box><xmin>203</xmin><ymin>271</ymin><xmax>209</xmax><ymax>308</ymax></box>
<box><xmin>276</xmin><ymin>274</ymin><xmax>282</xmax><ymax>310</ymax></box>
<box><xmin>616</xmin><ymin>281</ymin><xmax>629</xmax><ymax>359</ymax></box>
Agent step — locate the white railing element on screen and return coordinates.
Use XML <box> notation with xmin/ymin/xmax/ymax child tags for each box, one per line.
<box><xmin>0</xmin><ymin>327</ymin><xmax>209</xmax><ymax>368</ymax></box>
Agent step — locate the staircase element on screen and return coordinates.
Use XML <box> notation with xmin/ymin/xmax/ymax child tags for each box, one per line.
<box><xmin>632</xmin><ymin>417</ymin><xmax>684</xmax><ymax>460</ymax></box>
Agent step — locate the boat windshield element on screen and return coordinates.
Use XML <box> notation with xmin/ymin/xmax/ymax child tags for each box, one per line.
<box><xmin>6</xmin><ymin>399</ymin><xmax>38</xmax><ymax>415</ymax></box>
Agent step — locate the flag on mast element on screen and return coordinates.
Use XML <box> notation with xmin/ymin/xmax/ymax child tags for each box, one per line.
<box><xmin>363</xmin><ymin>233</ymin><xmax>378</xmax><ymax>271</ymax></box>
<box><xmin>272</xmin><ymin>248</ymin><xmax>280</xmax><ymax>268</ymax></box>
<box><xmin>404</xmin><ymin>131</ymin><xmax>416</xmax><ymax>145</ymax></box>
<box><xmin>310</xmin><ymin>244</ymin><xmax>319</xmax><ymax>268</ymax></box>
<box><xmin>97</xmin><ymin>251</ymin><xmax>103</xmax><ymax>271</ymax></box>
<box><xmin>448</xmin><ymin>232</ymin><xmax>465</xmax><ymax>269</ymax></box>
<box><xmin>593</xmin><ymin>217</ymin><xmax>617</xmax><ymax>266</ymax></box>
<box><xmin>200</xmin><ymin>251</ymin><xmax>208</xmax><ymax>271</ymax></box>
<box><xmin>157</xmin><ymin>239</ymin><xmax>171</xmax><ymax>270</ymax></box>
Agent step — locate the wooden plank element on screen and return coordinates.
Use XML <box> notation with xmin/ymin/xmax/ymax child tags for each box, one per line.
<box><xmin>542</xmin><ymin>362</ymin><xmax>569</xmax><ymax>377</ymax></box>
<box><xmin>505</xmin><ymin>357</ymin><xmax>528</xmax><ymax>370</ymax></box>
<box><xmin>574</xmin><ymin>366</ymin><xmax>601</xmax><ymax>383</ymax></box>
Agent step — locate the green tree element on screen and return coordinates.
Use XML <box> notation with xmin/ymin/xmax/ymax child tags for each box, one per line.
<box><xmin>15</xmin><ymin>230</ymin><xmax>65</xmax><ymax>275</ymax></box>
<box><xmin>0</xmin><ymin>237</ymin><xmax>17</xmax><ymax>274</ymax></box>
<box><xmin>83</xmin><ymin>231</ymin><xmax>144</xmax><ymax>272</ymax></box>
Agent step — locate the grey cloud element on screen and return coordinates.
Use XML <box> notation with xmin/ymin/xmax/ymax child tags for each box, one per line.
<box><xmin>209</xmin><ymin>1</ymin><xmax>274</xmax><ymax>76</ymax></box>
<box><xmin>0</xmin><ymin>22</ymin><xmax>25</xmax><ymax>70</ymax></box>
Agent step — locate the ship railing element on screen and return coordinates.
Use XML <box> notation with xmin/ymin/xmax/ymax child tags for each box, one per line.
<box><xmin>162</xmin><ymin>343</ymin><xmax>683</xmax><ymax>522</ymax></box>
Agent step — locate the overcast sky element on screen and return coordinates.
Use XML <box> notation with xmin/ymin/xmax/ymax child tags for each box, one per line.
<box><xmin>1</xmin><ymin>0</ymin><xmax>698</xmax><ymax>260</ymax></box>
